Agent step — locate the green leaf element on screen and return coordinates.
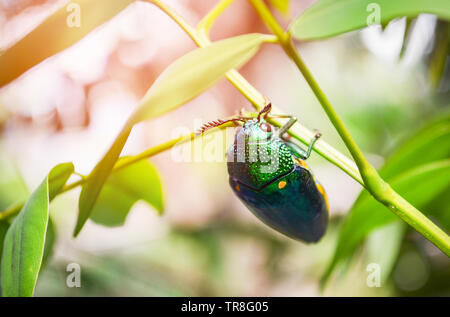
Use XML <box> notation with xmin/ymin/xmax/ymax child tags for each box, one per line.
<box><xmin>322</xmin><ymin>160</ymin><xmax>450</xmax><ymax>286</ymax></box>
<box><xmin>365</xmin><ymin>221</ymin><xmax>406</xmax><ymax>283</ymax></box>
<box><xmin>75</xmin><ymin>128</ymin><xmax>131</xmax><ymax>237</ymax></box>
<box><xmin>379</xmin><ymin>113</ymin><xmax>450</xmax><ymax>179</ymax></box>
<box><xmin>428</xmin><ymin>21</ymin><xmax>450</xmax><ymax>89</ymax></box>
<box><xmin>0</xmin><ymin>222</ymin><xmax>9</xmax><ymax>297</ymax></box>
<box><xmin>90</xmin><ymin>159</ymin><xmax>163</xmax><ymax>227</ymax></box>
<box><xmin>0</xmin><ymin>0</ymin><xmax>134</xmax><ymax>86</ymax></box>
<box><xmin>290</xmin><ymin>0</ymin><xmax>450</xmax><ymax>41</ymax></box>
<box><xmin>128</xmin><ymin>33</ymin><xmax>271</xmax><ymax>125</ymax></box>
<box><xmin>0</xmin><ymin>162</ymin><xmax>73</xmax><ymax>224</ymax></box>
<box><xmin>48</xmin><ymin>162</ymin><xmax>75</xmax><ymax>201</ymax></box>
<box><xmin>0</xmin><ymin>148</ymin><xmax>29</xmax><ymax>211</ymax></box>
<box><xmin>0</xmin><ymin>222</ymin><xmax>9</xmax><ymax>264</ymax></box>
<box><xmin>426</xmin><ymin>187</ymin><xmax>450</xmax><ymax>232</ymax></box>
<box><xmin>75</xmin><ymin>33</ymin><xmax>270</xmax><ymax>237</ymax></box>
<box><xmin>322</xmin><ymin>114</ymin><xmax>450</xmax><ymax>287</ymax></box>
<box><xmin>0</xmin><ymin>177</ymin><xmax>49</xmax><ymax>297</ymax></box>
<box><xmin>0</xmin><ymin>163</ymin><xmax>73</xmax><ymax>297</ymax></box>
<box><xmin>41</xmin><ymin>218</ymin><xmax>56</xmax><ymax>270</ymax></box>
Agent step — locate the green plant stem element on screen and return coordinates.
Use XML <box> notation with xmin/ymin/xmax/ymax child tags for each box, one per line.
<box><xmin>197</xmin><ymin>0</ymin><xmax>236</xmax><ymax>35</ymax></box>
<box><xmin>249</xmin><ymin>0</ymin><xmax>450</xmax><ymax>255</ymax></box>
<box><xmin>147</xmin><ymin>0</ymin><xmax>363</xmax><ymax>184</ymax></box>
<box><xmin>148</xmin><ymin>0</ymin><xmax>272</xmax><ymax>109</ymax></box>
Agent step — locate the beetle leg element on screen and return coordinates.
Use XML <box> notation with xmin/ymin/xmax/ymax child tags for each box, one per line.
<box><xmin>303</xmin><ymin>130</ymin><xmax>321</xmax><ymax>159</ymax></box>
<box><xmin>273</xmin><ymin>114</ymin><xmax>321</xmax><ymax>160</ymax></box>
<box><xmin>277</xmin><ymin>116</ymin><xmax>297</xmax><ymax>137</ymax></box>
<box><xmin>277</xmin><ymin>116</ymin><xmax>307</xmax><ymax>158</ymax></box>
<box><xmin>283</xmin><ymin>130</ymin><xmax>321</xmax><ymax>160</ymax></box>
<box><xmin>284</xmin><ymin>140</ymin><xmax>308</xmax><ymax>159</ymax></box>
<box><xmin>268</xmin><ymin>114</ymin><xmax>293</xmax><ymax>119</ymax></box>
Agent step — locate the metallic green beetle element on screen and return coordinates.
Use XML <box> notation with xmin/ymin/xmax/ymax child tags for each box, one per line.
<box><xmin>200</xmin><ymin>102</ymin><xmax>329</xmax><ymax>243</ymax></box>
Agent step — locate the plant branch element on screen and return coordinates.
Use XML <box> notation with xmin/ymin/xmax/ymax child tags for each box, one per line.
<box><xmin>146</xmin><ymin>0</ymin><xmax>363</xmax><ymax>184</ymax></box>
<box><xmin>0</xmin><ymin>123</ymin><xmax>235</xmax><ymax>221</ymax></box>
<box><xmin>147</xmin><ymin>0</ymin><xmax>273</xmax><ymax>109</ymax></box>
<box><xmin>149</xmin><ymin>0</ymin><xmax>203</xmax><ymax>45</ymax></box>
<box><xmin>248</xmin><ymin>0</ymin><xmax>450</xmax><ymax>255</ymax></box>
<box><xmin>197</xmin><ymin>0</ymin><xmax>236</xmax><ymax>36</ymax></box>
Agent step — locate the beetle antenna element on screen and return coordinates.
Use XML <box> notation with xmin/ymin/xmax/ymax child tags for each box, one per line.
<box><xmin>197</xmin><ymin>117</ymin><xmax>245</xmax><ymax>135</ymax></box>
<box><xmin>257</xmin><ymin>102</ymin><xmax>272</xmax><ymax>121</ymax></box>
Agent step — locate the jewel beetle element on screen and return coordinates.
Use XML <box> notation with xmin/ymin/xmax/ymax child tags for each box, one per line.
<box><xmin>199</xmin><ymin>102</ymin><xmax>329</xmax><ymax>243</ymax></box>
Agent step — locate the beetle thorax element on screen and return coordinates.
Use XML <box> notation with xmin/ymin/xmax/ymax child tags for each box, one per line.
<box><xmin>227</xmin><ymin>120</ymin><xmax>294</xmax><ymax>189</ymax></box>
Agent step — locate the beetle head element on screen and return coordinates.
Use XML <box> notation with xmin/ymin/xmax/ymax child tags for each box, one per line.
<box><xmin>236</xmin><ymin>102</ymin><xmax>273</xmax><ymax>143</ymax></box>
<box><xmin>238</xmin><ymin>118</ymin><xmax>273</xmax><ymax>143</ymax></box>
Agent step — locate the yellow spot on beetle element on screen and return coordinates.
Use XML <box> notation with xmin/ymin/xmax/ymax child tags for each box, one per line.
<box><xmin>297</xmin><ymin>159</ymin><xmax>310</xmax><ymax>170</ymax></box>
<box><xmin>235</xmin><ymin>184</ymin><xmax>241</xmax><ymax>192</ymax></box>
<box><xmin>316</xmin><ymin>183</ymin><xmax>329</xmax><ymax>211</ymax></box>
<box><xmin>278</xmin><ymin>180</ymin><xmax>287</xmax><ymax>189</ymax></box>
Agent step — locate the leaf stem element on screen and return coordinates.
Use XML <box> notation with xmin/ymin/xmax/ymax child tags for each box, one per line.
<box><xmin>146</xmin><ymin>0</ymin><xmax>363</xmax><ymax>183</ymax></box>
<box><xmin>248</xmin><ymin>0</ymin><xmax>450</xmax><ymax>255</ymax></box>
<box><xmin>149</xmin><ymin>0</ymin><xmax>203</xmax><ymax>45</ymax></box>
<box><xmin>146</xmin><ymin>0</ymin><xmax>273</xmax><ymax>109</ymax></box>
<box><xmin>197</xmin><ymin>0</ymin><xmax>236</xmax><ymax>35</ymax></box>
<box><xmin>387</xmin><ymin>189</ymin><xmax>450</xmax><ymax>255</ymax></box>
